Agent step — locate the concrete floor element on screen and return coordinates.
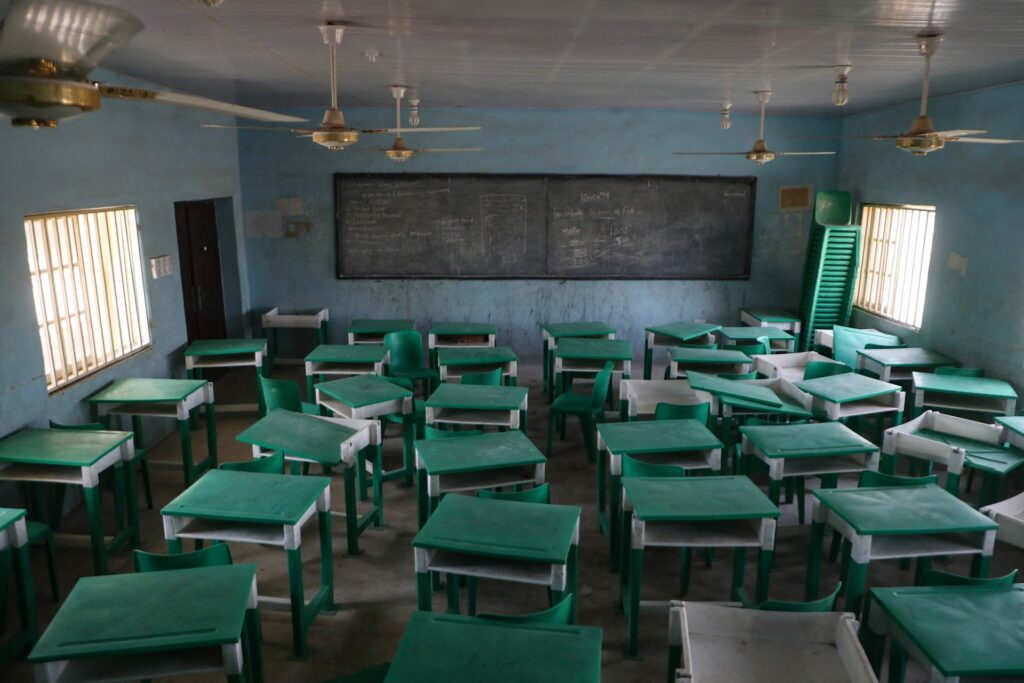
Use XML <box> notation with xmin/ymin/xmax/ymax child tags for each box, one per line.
<box><xmin>4</xmin><ymin>362</ymin><xmax>1022</xmax><ymax>682</ymax></box>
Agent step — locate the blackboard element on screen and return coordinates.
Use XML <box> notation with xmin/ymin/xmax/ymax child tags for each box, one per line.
<box><xmin>335</xmin><ymin>174</ymin><xmax>756</xmax><ymax>279</ymax></box>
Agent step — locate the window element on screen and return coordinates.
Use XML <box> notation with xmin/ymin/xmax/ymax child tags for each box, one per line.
<box><xmin>853</xmin><ymin>203</ymin><xmax>935</xmax><ymax>329</ymax></box>
<box><xmin>25</xmin><ymin>206</ymin><xmax>151</xmax><ymax>391</ymax></box>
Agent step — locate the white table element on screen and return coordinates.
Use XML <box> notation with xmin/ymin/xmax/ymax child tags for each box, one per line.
<box><xmin>751</xmin><ymin>351</ymin><xmax>842</xmax><ymax>382</ymax></box>
<box><xmin>617</xmin><ymin>379</ymin><xmax>704</xmax><ymax>420</ymax></box>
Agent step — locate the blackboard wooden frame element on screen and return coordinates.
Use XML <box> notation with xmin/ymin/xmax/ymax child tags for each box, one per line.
<box><xmin>334</xmin><ymin>173</ymin><xmax>757</xmax><ymax>280</ymax></box>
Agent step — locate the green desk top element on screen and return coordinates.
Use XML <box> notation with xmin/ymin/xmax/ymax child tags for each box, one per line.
<box><xmin>668</xmin><ymin>347</ymin><xmax>751</xmax><ymax>364</ymax></box>
<box><xmin>185</xmin><ymin>338</ymin><xmax>267</xmax><ymax>356</ymax></box>
<box><xmin>856</xmin><ymin>347</ymin><xmax>955</xmax><ymax>368</ymax></box>
<box><xmin>316</xmin><ymin>374</ymin><xmax>413</xmax><ymax>408</ymax></box>
<box><xmin>997</xmin><ymin>416</ymin><xmax>1024</xmax><ymax>438</ymax></box>
<box><xmin>542</xmin><ymin>322</ymin><xmax>616</xmax><ymax>338</ymax></box>
<box><xmin>687</xmin><ymin>371</ymin><xmax>783</xmax><ymax>407</ymax></box>
<box><xmin>720</xmin><ymin>392</ymin><xmax>813</xmax><ymax>418</ymax></box>
<box><xmin>89</xmin><ymin>378</ymin><xmax>208</xmax><ymax>404</ymax></box>
<box><xmin>813</xmin><ymin>485</ymin><xmax>997</xmax><ymax>535</ymax></box>
<box><xmin>0</xmin><ymin>507</ymin><xmax>26</xmax><ymax>532</ymax></box>
<box><xmin>645</xmin><ymin>321</ymin><xmax>722</xmax><ymax>341</ymax></box>
<box><xmin>554</xmin><ymin>338</ymin><xmax>632</xmax><ymax>360</ymax></box>
<box><xmin>622</xmin><ymin>476</ymin><xmax>779</xmax><ymax>521</ymax></box>
<box><xmin>425</xmin><ymin>383</ymin><xmax>528</xmax><ymax>411</ymax></box>
<box><xmin>796</xmin><ymin>372</ymin><xmax>900</xmax><ymax>403</ymax></box>
<box><xmin>741</xmin><ymin>422</ymin><xmax>877</xmax><ymax>458</ymax></box>
<box><xmin>718</xmin><ymin>326</ymin><xmax>794</xmax><ymax>341</ymax></box>
<box><xmin>413</xmin><ymin>495</ymin><xmax>580</xmax><ymax>563</ymax></box>
<box><xmin>430</xmin><ymin>322</ymin><xmax>498</xmax><ymax>336</ymax></box>
<box><xmin>740</xmin><ymin>308</ymin><xmax>800</xmax><ymax>322</ymax></box>
<box><xmin>912</xmin><ymin>428</ymin><xmax>1024</xmax><ymax>476</ymax></box>
<box><xmin>305</xmin><ymin>344</ymin><xmax>387</xmax><ymax>364</ymax></box>
<box><xmin>236</xmin><ymin>410</ymin><xmax>357</xmax><ymax>466</ymax></box>
<box><xmin>597</xmin><ymin>419</ymin><xmax>722</xmax><ymax>454</ymax></box>
<box><xmin>385</xmin><ymin>612</ymin><xmax>603</xmax><ymax>683</ymax></box>
<box><xmin>871</xmin><ymin>584</ymin><xmax>1024</xmax><ymax>677</ymax></box>
<box><xmin>348</xmin><ymin>319</ymin><xmax>416</xmax><ymax>334</ymax></box>
<box><xmin>437</xmin><ymin>346</ymin><xmax>518</xmax><ymax>366</ymax></box>
<box><xmin>162</xmin><ymin>470</ymin><xmax>329</xmax><ymax>525</ymax></box>
<box><xmin>415</xmin><ymin>430</ymin><xmax>544</xmax><ymax>475</ymax></box>
<box><xmin>0</xmin><ymin>429</ymin><xmax>132</xmax><ymax>468</ymax></box>
<box><xmin>29</xmin><ymin>564</ymin><xmax>255</xmax><ymax>662</ymax></box>
<box><xmin>912</xmin><ymin>372</ymin><xmax>1018</xmax><ymax>399</ymax></box>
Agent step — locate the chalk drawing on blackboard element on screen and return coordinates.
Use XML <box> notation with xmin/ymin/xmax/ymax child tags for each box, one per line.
<box><xmin>480</xmin><ymin>195</ymin><xmax>528</xmax><ymax>257</ymax></box>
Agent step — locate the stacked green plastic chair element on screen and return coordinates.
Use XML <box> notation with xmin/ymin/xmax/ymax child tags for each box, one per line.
<box><xmin>798</xmin><ymin>191</ymin><xmax>862</xmax><ymax>351</ymax></box>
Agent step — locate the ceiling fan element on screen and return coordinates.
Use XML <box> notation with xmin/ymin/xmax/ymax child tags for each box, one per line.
<box><xmin>358</xmin><ymin>85</ymin><xmax>481</xmax><ymax>161</ymax></box>
<box><xmin>674</xmin><ymin>91</ymin><xmax>836</xmax><ymax>165</ymax></box>
<box><xmin>202</xmin><ymin>23</ymin><xmax>481</xmax><ymax>151</ymax></box>
<box><xmin>0</xmin><ymin>0</ymin><xmax>304</xmax><ymax>127</ymax></box>
<box><xmin>852</xmin><ymin>31</ymin><xmax>1023</xmax><ymax>155</ymax></box>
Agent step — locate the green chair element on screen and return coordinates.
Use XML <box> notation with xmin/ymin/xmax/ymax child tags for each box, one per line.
<box><xmin>320</xmin><ymin>665</ymin><xmax>390</xmax><ymax>683</ymax></box>
<box><xmin>384</xmin><ymin>330</ymin><xmax>439</xmax><ymax>399</ymax></box>
<box><xmin>653</xmin><ymin>402</ymin><xmax>711</xmax><ymax>427</ymax></box>
<box><xmin>718</xmin><ymin>370</ymin><xmax>758</xmax><ymax>380</ymax></box>
<box><xmin>460</xmin><ymin>367</ymin><xmax>502</xmax><ymax>386</ymax></box>
<box><xmin>477</xmin><ymin>594</ymin><xmax>574</xmax><ymax>625</ymax></box>
<box><xmin>51</xmin><ymin>419</ymin><xmax>153</xmax><ymax>510</ymax></box>
<box><xmin>803</xmin><ymin>361</ymin><xmax>852</xmax><ymax>380</ymax></box>
<box><xmin>935</xmin><ymin>366</ymin><xmax>985</xmax><ymax>377</ymax></box>
<box><xmin>733</xmin><ymin>417</ymin><xmax>813</xmax><ymax>521</ymax></box>
<box><xmin>477</xmin><ymin>483</ymin><xmax>551</xmax><ymax>504</ymax></box>
<box><xmin>547</xmin><ymin>362</ymin><xmax>613</xmax><ymax>463</ymax></box>
<box><xmin>25</xmin><ymin>521</ymin><xmax>59</xmax><ymax>601</ymax></box>
<box><xmin>621</xmin><ymin>454</ymin><xmax>686</xmax><ymax>478</ymax></box>
<box><xmin>739</xmin><ymin>582</ymin><xmax>842</xmax><ymax>612</ymax></box>
<box><xmin>257</xmin><ymin>375</ymin><xmax>319</xmax><ymax>417</ymax></box>
<box><xmin>424</xmin><ymin>425</ymin><xmax>483</xmax><ymax>440</ymax></box>
<box><xmin>921</xmin><ymin>568</ymin><xmax>1017</xmax><ymax>587</ymax></box>
<box><xmin>219</xmin><ymin>451</ymin><xmax>286</xmax><ymax>475</ymax></box>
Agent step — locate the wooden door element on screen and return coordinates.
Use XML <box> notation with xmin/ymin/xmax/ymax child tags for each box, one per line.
<box><xmin>175</xmin><ymin>200</ymin><xmax>227</xmax><ymax>344</ymax></box>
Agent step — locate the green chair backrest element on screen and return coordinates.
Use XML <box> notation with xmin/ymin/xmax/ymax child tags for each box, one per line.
<box><xmin>424</xmin><ymin>426</ymin><xmax>484</xmax><ymax>440</ymax></box>
<box><xmin>814</xmin><ymin>190</ymin><xmax>852</xmax><ymax>226</ymax></box>
<box><xmin>219</xmin><ymin>451</ymin><xmax>286</xmax><ymax>474</ymax></box>
<box><xmin>863</xmin><ymin>342</ymin><xmax>906</xmax><ymax>350</ymax></box>
<box><xmin>461</xmin><ymin>368</ymin><xmax>502</xmax><ymax>386</ymax></box>
<box><xmin>921</xmin><ymin>569</ymin><xmax>1018</xmax><ymax>588</ymax></box>
<box><xmin>477</xmin><ymin>595</ymin><xmax>574</xmax><ymax>626</ymax></box>
<box><xmin>477</xmin><ymin>483</ymin><xmax>551</xmax><ymax>505</ymax></box>
<box><xmin>758</xmin><ymin>582</ymin><xmax>842</xmax><ymax>612</ymax></box>
<box><xmin>935</xmin><ymin>367</ymin><xmax>985</xmax><ymax>378</ymax></box>
<box><xmin>755</xmin><ymin>336</ymin><xmax>772</xmax><ymax>356</ymax></box>
<box><xmin>858</xmin><ymin>470</ymin><xmax>937</xmax><ymax>488</ymax></box>
<box><xmin>590</xmin><ymin>362</ymin><xmax>615</xmax><ymax>411</ymax></box>
<box><xmin>654</xmin><ymin>402</ymin><xmax>711</xmax><ymax>427</ymax></box>
<box><xmin>134</xmin><ymin>544</ymin><xmax>232</xmax><ymax>573</ymax></box>
<box><xmin>258</xmin><ymin>376</ymin><xmax>303</xmax><ymax>413</ymax></box>
<box><xmin>803</xmin><ymin>361</ymin><xmax>853</xmax><ymax>380</ymax></box>
<box><xmin>49</xmin><ymin>420</ymin><xmax>106</xmax><ymax>430</ymax></box>
<box><xmin>384</xmin><ymin>330</ymin><xmax>427</xmax><ymax>373</ymax></box>
<box><xmin>719</xmin><ymin>370</ymin><xmax>758</xmax><ymax>380</ymax></box>
<box><xmin>383</xmin><ymin>376</ymin><xmax>415</xmax><ymax>391</ymax></box>
<box><xmin>621</xmin><ymin>454</ymin><xmax>685</xmax><ymax>478</ymax></box>
<box><xmin>832</xmin><ymin>326</ymin><xmax>901</xmax><ymax>368</ymax></box>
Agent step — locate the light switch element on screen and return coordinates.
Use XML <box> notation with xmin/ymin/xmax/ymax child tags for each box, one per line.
<box><xmin>149</xmin><ymin>255</ymin><xmax>174</xmax><ymax>279</ymax></box>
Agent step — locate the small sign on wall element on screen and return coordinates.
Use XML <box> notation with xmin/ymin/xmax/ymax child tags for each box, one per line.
<box><xmin>149</xmin><ymin>255</ymin><xmax>173</xmax><ymax>279</ymax></box>
<box><xmin>779</xmin><ymin>185</ymin><xmax>813</xmax><ymax>212</ymax></box>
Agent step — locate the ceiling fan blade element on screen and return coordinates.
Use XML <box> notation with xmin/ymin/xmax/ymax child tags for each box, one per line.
<box><xmin>673</xmin><ymin>152</ymin><xmax>748</xmax><ymax>156</ymax></box>
<box><xmin>97</xmin><ymin>84</ymin><xmax>305</xmax><ymax>123</ymax></box>
<box><xmin>414</xmin><ymin>148</ymin><xmax>483</xmax><ymax>153</ymax></box>
<box><xmin>200</xmin><ymin>123</ymin><xmax>317</xmax><ymax>134</ymax></box>
<box><xmin>847</xmin><ymin>135</ymin><xmax>900</xmax><ymax>140</ymax></box>
<box><xmin>949</xmin><ymin>137</ymin><xmax>1024</xmax><ymax>144</ymax></box>
<box><xmin>0</xmin><ymin>0</ymin><xmax>143</xmax><ymax>79</ymax></box>
<box><xmin>935</xmin><ymin>129</ymin><xmax>987</xmax><ymax>138</ymax></box>
<box><xmin>361</xmin><ymin>126</ymin><xmax>482</xmax><ymax>134</ymax></box>
<box><xmin>776</xmin><ymin>151</ymin><xmax>837</xmax><ymax>156</ymax></box>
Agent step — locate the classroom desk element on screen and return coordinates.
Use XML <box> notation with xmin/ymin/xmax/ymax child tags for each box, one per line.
<box><xmin>236</xmin><ymin>409</ymin><xmax>380</xmax><ymax>554</ymax></box>
<box><xmin>596</xmin><ymin>419</ymin><xmax>723</xmax><ymax>559</ymax></box>
<box><xmin>741</xmin><ymin>422</ymin><xmax>879</xmax><ymax>508</ymax></box>
<box><xmin>262</xmin><ymin>306</ymin><xmax>329</xmax><ymax>368</ymax></box>
<box><xmin>997</xmin><ymin>415</ymin><xmax>1024</xmax><ymax>450</ymax></box>
<box><xmin>385</xmin><ymin>612</ymin><xmax>602</xmax><ymax>683</ymax></box>
<box><xmin>412</xmin><ymin>495</ymin><xmax>580</xmax><ymax>620</ymax></box>
<box><xmin>642</xmin><ymin>321</ymin><xmax>721</xmax><ymax>379</ymax></box>
<box><xmin>716</xmin><ymin>326</ymin><xmax>795</xmax><ymax>352</ymax></box>
<box><xmin>414</xmin><ymin>430</ymin><xmax>545</xmax><ymax>527</ymax></box>
<box><xmin>668</xmin><ymin>602</ymin><xmax>876</xmax><ymax>683</ymax></box>
<box><xmin>618</xmin><ymin>379</ymin><xmax>703</xmax><ymax>421</ymax></box>
<box><xmin>620</xmin><ymin>476</ymin><xmax>779</xmax><ymax>656</ymax></box>
<box><xmin>666</xmin><ymin>347</ymin><xmax>752</xmax><ymax>379</ymax></box>
<box><xmin>428</xmin><ymin>322</ymin><xmax>497</xmax><ymax>368</ymax></box>
<box><xmin>553</xmin><ymin>338</ymin><xmax>632</xmax><ymax>400</ymax></box>
<box><xmin>347</xmin><ymin>319</ymin><xmax>416</xmax><ymax>345</ymax></box>
<box><xmin>795</xmin><ymin>372</ymin><xmax>904</xmax><ymax>424</ymax></box>
<box><xmin>315</xmin><ymin>374</ymin><xmax>416</xmax><ymax>486</ymax></box>
<box><xmin>424</xmin><ymin>383</ymin><xmax>529</xmax><ymax>432</ymax></box>
<box><xmin>911</xmin><ymin>372</ymin><xmax>1018</xmax><ymax>418</ymax></box>
<box><xmin>751</xmin><ymin>351</ymin><xmax>842</xmax><ymax>381</ymax></box>
<box><xmin>713</xmin><ymin>379</ymin><xmax>814</xmax><ymax>465</ymax></box>
<box><xmin>29</xmin><ymin>564</ymin><xmax>262</xmax><ymax>683</ymax></box>
<box><xmin>813</xmin><ymin>327</ymin><xmax>884</xmax><ymax>352</ymax></box>
<box><xmin>162</xmin><ymin>470</ymin><xmax>333</xmax><ymax>658</ymax></box>
<box><xmin>436</xmin><ymin>346</ymin><xmax>518</xmax><ymax>385</ymax></box>
<box><xmin>185</xmin><ymin>338</ymin><xmax>268</xmax><ymax>380</ymax></box>
<box><xmin>89</xmin><ymin>378</ymin><xmax>217</xmax><ymax>487</ymax></box>
<box><xmin>856</xmin><ymin>347</ymin><xmax>955</xmax><ymax>382</ymax></box>
<box><xmin>304</xmin><ymin>344</ymin><xmax>388</xmax><ymax>398</ymax></box>
<box><xmin>0</xmin><ymin>429</ymin><xmax>136</xmax><ymax>575</ymax></box>
<box><xmin>739</xmin><ymin>307</ymin><xmax>802</xmax><ymax>333</ymax></box>
<box><xmin>541</xmin><ymin>322</ymin><xmax>616</xmax><ymax>397</ymax></box>
<box><xmin>863</xmin><ymin>584</ymin><xmax>1024</xmax><ymax>682</ymax></box>
<box><xmin>805</xmin><ymin>484</ymin><xmax>997</xmax><ymax>613</ymax></box>
<box><xmin>0</xmin><ymin>508</ymin><xmax>36</xmax><ymax>663</ymax></box>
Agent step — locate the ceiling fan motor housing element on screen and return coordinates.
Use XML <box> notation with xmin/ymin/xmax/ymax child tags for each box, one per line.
<box><xmin>0</xmin><ymin>76</ymin><xmax>100</xmax><ymax>126</ymax></box>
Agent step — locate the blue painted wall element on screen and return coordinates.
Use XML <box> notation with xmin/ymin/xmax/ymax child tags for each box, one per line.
<box><xmin>238</xmin><ymin>107</ymin><xmax>841</xmax><ymax>359</ymax></box>
<box><xmin>839</xmin><ymin>82</ymin><xmax>1024</xmax><ymax>386</ymax></box>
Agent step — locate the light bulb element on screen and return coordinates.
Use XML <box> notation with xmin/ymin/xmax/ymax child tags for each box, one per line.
<box><xmin>408</xmin><ymin>98</ymin><xmax>420</xmax><ymax>126</ymax></box>
<box><xmin>832</xmin><ymin>79</ymin><xmax>849</xmax><ymax>106</ymax></box>
<box><xmin>720</xmin><ymin>104</ymin><xmax>732</xmax><ymax>129</ymax></box>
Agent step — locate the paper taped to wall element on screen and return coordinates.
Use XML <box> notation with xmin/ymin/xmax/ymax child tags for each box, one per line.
<box><xmin>947</xmin><ymin>251</ymin><xmax>969</xmax><ymax>275</ymax></box>
<box><xmin>246</xmin><ymin>210</ymin><xmax>282</xmax><ymax>238</ymax></box>
<box><xmin>275</xmin><ymin>197</ymin><xmax>305</xmax><ymax>216</ymax></box>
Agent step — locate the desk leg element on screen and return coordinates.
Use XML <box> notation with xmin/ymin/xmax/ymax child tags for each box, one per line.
<box><xmin>131</xmin><ymin>416</ymin><xmax>154</xmax><ymax>511</ymax></box>
<box><xmin>857</xmin><ymin>596</ymin><xmax>885</xmax><ymax>676</ymax></box>
<box><xmin>722</xmin><ymin>416</ymin><xmax>734</xmax><ymax>474</ymax></box>
<box><xmin>371</xmin><ymin>447</ymin><xmax>384</xmax><ymax>528</ymax></box>
<box><xmin>416</xmin><ymin>571</ymin><xmax>432</xmax><ymax>612</ymax></box>
<box><xmin>805</xmin><ymin>520</ymin><xmax>825</xmax><ymax>600</ymax></box>
<box><xmin>205</xmin><ymin>402</ymin><xmax>218</xmax><ymax>470</ymax></box>
<box><xmin>178</xmin><ymin>418</ymin><xmax>195</xmax><ymax>487</ymax></box>
<box><xmin>627</xmin><ymin>545</ymin><xmax>643</xmax><ymax>657</ymax></box>
<box><xmin>402</xmin><ymin>416</ymin><xmax>415</xmax><ymax>487</ymax></box>
<box><xmin>342</xmin><ymin>468</ymin><xmax>360</xmax><ymax>556</ymax></box>
<box><xmin>596</xmin><ymin>449</ymin><xmax>607</xmax><ymax>532</ymax></box>
<box><xmin>970</xmin><ymin>552</ymin><xmax>991</xmax><ymax>578</ymax></box>
<box><xmin>887</xmin><ymin>640</ymin><xmax>908</xmax><ymax>683</ymax></box>
<box><xmin>844</xmin><ymin>560</ymin><xmax>868</xmax><ymax>614</ymax></box>
<box><xmin>305</xmin><ymin>374</ymin><xmax>315</xmax><ymax>403</ymax></box>
<box><xmin>83</xmin><ymin>484</ymin><xmax>107</xmax><ymax>575</ymax></box>
<box><xmin>755</xmin><ymin>548</ymin><xmax>773</xmax><ymax>603</ymax></box>
<box><xmin>318</xmin><ymin>510</ymin><xmax>336</xmax><ymax>611</ymax></box>
<box><xmin>11</xmin><ymin>540</ymin><xmax>38</xmax><ymax>652</ymax></box>
<box><xmin>568</xmin><ymin>544</ymin><xmax>580</xmax><ymax>624</ymax></box>
<box><xmin>286</xmin><ymin>548</ymin><xmax>308</xmax><ymax>658</ymax></box>
<box><xmin>244</xmin><ymin>607</ymin><xmax>266</xmax><ymax>683</ymax></box>
<box><xmin>767</xmin><ymin>476</ymin><xmax>782</xmax><ymax>509</ymax></box>
<box><xmin>121</xmin><ymin>457</ymin><xmax>140</xmax><ymax>548</ymax></box>
<box><xmin>417</xmin><ymin>469</ymin><xmax>428</xmax><ymax>529</ymax></box>
<box><xmin>609</xmin><ymin>474</ymin><xmax>622</xmax><ymax>569</ymax></box>
<box><xmin>619</xmin><ymin>399</ymin><xmax>629</xmax><ymax>422</ymax></box>
<box><xmin>731</xmin><ymin>547</ymin><xmax>747</xmax><ymax>601</ymax></box>
<box><xmin>543</xmin><ymin>341</ymin><xmax>550</xmax><ymax>398</ymax></box>
<box><xmin>643</xmin><ymin>340</ymin><xmax>652</xmax><ymax>380</ymax></box>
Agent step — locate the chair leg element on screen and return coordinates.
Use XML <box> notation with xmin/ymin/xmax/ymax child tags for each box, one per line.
<box><xmin>546</xmin><ymin>411</ymin><xmax>556</xmax><ymax>456</ymax></box>
<box><xmin>138</xmin><ymin>457</ymin><xmax>153</xmax><ymax>510</ymax></box>
<box><xmin>828</xmin><ymin>530</ymin><xmax>842</xmax><ymax>562</ymax></box>
<box><xmin>796</xmin><ymin>477</ymin><xmax>806</xmax><ymax>525</ymax></box>
<box><xmin>43</xmin><ymin>534</ymin><xmax>59</xmax><ymax>601</ymax></box>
